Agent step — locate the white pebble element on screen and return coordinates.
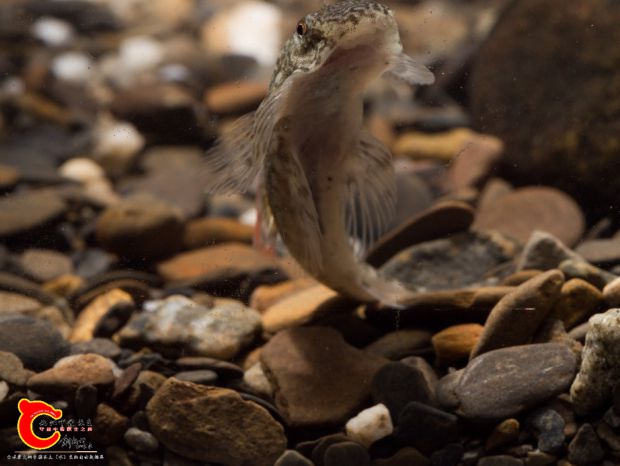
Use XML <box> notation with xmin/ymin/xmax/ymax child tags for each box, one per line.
<box><xmin>159</xmin><ymin>63</ymin><xmax>191</xmax><ymax>83</ymax></box>
<box><xmin>239</xmin><ymin>207</ymin><xmax>257</xmax><ymax>227</ymax></box>
<box><xmin>52</xmin><ymin>52</ymin><xmax>94</xmax><ymax>83</ymax></box>
<box><xmin>59</xmin><ymin>158</ymin><xmax>106</xmax><ymax>183</ymax></box>
<box><xmin>119</xmin><ymin>35</ymin><xmax>164</xmax><ymax>75</ymax></box>
<box><xmin>243</xmin><ymin>363</ymin><xmax>273</xmax><ymax>397</ymax></box>
<box><xmin>32</xmin><ymin>17</ymin><xmax>74</xmax><ymax>46</ymax></box>
<box><xmin>345</xmin><ymin>403</ymin><xmax>393</xmax><ymax>447</ymax></box>
<box><xmin>94</xmin><ymin>118</ymin><xmax>145</xmax><ymax>176</ymax></box>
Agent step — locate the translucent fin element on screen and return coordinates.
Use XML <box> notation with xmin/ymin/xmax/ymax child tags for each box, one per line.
<box><xmin>253</xmin><ymin>181</ymin><xmax>280</xmax><ymax>255</ymax></box>
<box><xmin>383</xmin><ymin>52</ymin><xmax>435</xmax><ymax>86</ymax></box>
<box><xmin>358</xmin><ymin>263</ymin><xmax>414</xmax><ymax>309</ymax></box>
<box><xmin>345</xmin><ymin>129</ymin><xmax>397</xmax><ymax>257</ymax></box>
<box><xmin>202</xmin><ymin>112</ymin><xmax>259</xmax><ymax>194</ymax></box>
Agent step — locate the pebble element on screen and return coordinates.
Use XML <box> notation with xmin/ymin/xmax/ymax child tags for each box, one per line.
<box><xmin>552</xmin><ymin>278</ymin><xmax>602</xmax><ymax>330</ymax></box>
<box><xmin>0</xmin><ymin>381</ymin><xmax>9</xmax><ymax>402</ymax></box>
<box><xmin>570</xmin><ymin>308</ymin><xmax>620</xmax><ymax>416</ymax></box>
<box><xmin>0</xmin><ymin>314</ymin><xmax>69</xmax><ymax>370</ymax></box>
<box><xmin>346</xmin><ymin>403</ymin><xmax>393</xmax><ymax>447</ymax></box>
<box><xmin>477</xmin><ymin>456</ymin><xmax>523</xmax><ymax>466</ymax></box>
<box><xmin>274</xmin><ymin>450</ymin><xmax>314</xmax><ymax>466</ymax></box>
<box><xmin>28</xmin><ymin>353</ymin><xmax>115</xmax><ymax>396</ymax></box>
<box><xmin>381</xmin><ymin>231</ymin><xmax>518</xmax><ymax>291</ymax></box>
<box><xmin>575</xmin><ymin>238</ymin><xmax>620</xmax><ymax>265</ymax></box>
<box><xmin>371</xmin><ymin>447</ymin><xmax>430</xmax><ymax>466</ymax></box>
<box><xmin>432</xmin><ymin>324</ymin><xmax>484</xmax><ymax>367</ymax></box>
<box><xmin>31</xmin><ymin>17</ymin><xmax>74</xmax><ymax>46</ymax></box>
<box><xmin>0</xmin><ymin>189</ymin><xmax>66</xmax><ymax>238</ymax></box>
<box><xmin>517</xmin><ymin>231</ymin><xmax>584</xmax><ymax>271</ymax></box>
<box><xmin>371</xmin><ymin>362</ymin><xmax>437</xmax><ymax>420</ymax></box>
<box><xmin>260</xmin><ymin>326</ymin><xmax>387</xmax><ymax>428</ymax></box>
<box><xmin>96</xmin><ymin>198</ymin><xmax>184</xmax><ymax>260</ymax></box>
<box><xmin>250</xmin><ymin>278</ymin><xmax>316</xmax><ymax>312</ymax></box>
<box><xmin>118</xmin><ymin>35</ymin><xmax>163</xmax><ymax>76</ymax></box>
<box><xmin>17</xmin><ymin>248</ymin><xmax>73</xmax><ymax>282</ymax></box>
<box><xmin>183</xmin><ymin>217</ymin><xmax>253</xmax><ymax>249</ymax></box>
<box><xmin>485</xmin><ymin>419</ymin><xmax>520</xmax><ymax>452</ymax></box>
<box><xmin>204</xmin><ymin>80</ymin><xmax>268</xmax><ymax>114</ymax></box>
<box><xmin>146</xmin><ymin>378</ymin><xmax>286</xmax><ymax>465</ymax></box>
<box><xmin>71</xmin><ymin>288</ymin><xmax>134</xmax><ymax>343</ymax></box>
<box><xmin>604</xmin><ymin>277</ymin><xmax>620</xmax><ymax>307</ymax></box>
<box><xmin>559</xmin><ymin>258</ymin><xmax>616</xmax><ymax>289</ymax></box>
<box><xmin>567</xmin><ymin>424</ymin><xmax>604</xmax><ymax>465</ymax></box>
<box><xmin>173</xmin><ymin>370</ymin><xmax>218</xmax><ymax>386</ymax></box>
<box><xmin>0</xmin><ymin>290</ymin><xmax>41</xmax><ymax>314</ymax></box>
<box><xmin>93</xmin><ymin>117</ymin><xmax>145</xmax><ymax>177</ymax></box>
<box><xmin>470</xmin><ymin>270</ymin><xmax>565</xmax><ymax>358</ymax></box>
<box><xmin>51</xmin><ymin>52</ymin><xmax>94</xmax><ymax>83</ymax></box>
<box><xmin>393</xmin><ymin>128</ymin><xmax>482</xmax><ymax>162</ymax></box>
<box><xmin>396</xmin><ymin>402</ymin><xmax>459</xmax><ymax>454</ymax></box>
<box><xmin>243</xmin><ymin>363</ymin><xmax>273</xmax><ymax>397</ymax></box>
<box><xmin>324</xmin><ymin>441</ymin><xmax>370</xmax><ymax>466</ymax></box>
<box><xmin>118</xmin><ymin>295</ymin><xmax>261</xmax><ymax>359</ymax></box>
<box><xmin>429</xmin><ymin>443</ymin><xmax>464</xmax><ymax>466</ymax></box>
<box><xmin>365</xmin><ymin>329</ymin><xmax>432</xmax><ymax>360</ymax></box>
<box><xmin>124</xmin><ymin>427</ymin><xmax>159</xmax><ymax>453</ymax></box>
<box><xmin>95</xmin><ymin>403</ymin><xmax>130</xmax><ymax>445</ymax></box>
<box><xmin>526</xmin><ymin>408</ymin><xmax>565</xmax><ymax>453</ymax></box>
<box><xmin>0</xmin><ymin>351</ymin><xmax>34</xmax><ymax>386</ymax></box>
<box><xmin>473</xmin><ymin>187</ymin><xmax>585</xmax><ymax>247</ymax></box>
<box><xmin>454</xmin><ymin>343</ymin><xmax>577</xmax><ymax>421</ymax></box>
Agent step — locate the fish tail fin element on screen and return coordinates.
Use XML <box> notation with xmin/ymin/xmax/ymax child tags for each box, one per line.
<box><xmin>357</xmin><ymin>263</ymin><xmax>415</xmax><ymax>309</ymax></box>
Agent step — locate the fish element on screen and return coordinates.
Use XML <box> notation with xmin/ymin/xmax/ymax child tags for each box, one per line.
<box><xmin>203</xmin><ymin>0</ymin><xmax>434</xmax><ymax>307</ymax></box>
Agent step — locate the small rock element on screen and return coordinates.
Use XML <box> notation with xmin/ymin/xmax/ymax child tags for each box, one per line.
<box><xmin>324</xmin><ymin>441</ymin><xmax>370</xmax><ymax>466</ymax></box>
<box><xmin>43</xmin><ymin>274</ymin><xmax>84</xmax><ymax>298</ymax></box>
<box><xmin>0</xmin><ymin>189</ymin><xmax>66</xmax><ymax>238</ymax></box>
<box><xmin>473</xmin><ymin>188</ymin><xmax>585</xmax><ymax>247</ymax></box>
<box><xmin>477</xmin><ymin>456</ymin><xmax>523</xmax><ymax>466</ymax></box>
<box><xmin>604</xmin><ymin>277</ymin><xmax>620</xmax><ymax>307</ymax></box>
<box><xmin>124</xmin><ymin>427</ymin><xmax>159</xmax><ymax>453</ymax></box>
<box><xmin>17</xmin><ymin>249</ymin><xmax>73</xmax><ymax>282</ymax></box>
<box><xmin>146</xmin><ymin>378</ymin><xmax>286</xmax><ymax>465</ymax></box>
<box><xmin>485</xmin><ymin>419</ymin><xmax>520</xmax><ymax>452</ymax></box>
<box><xmin>117</xmin><ymin>295</ymin><xmax>261</xmax><ymax>359</ymax></box>
<box><xmin>501</xmin><ymin>270</ymin><xmax>542</xmax><ymax>287</ymax></box>
<box><xmin>205</xmin><ymin>81</ymin><xmax>268</xmax><ymax>114</ymax></box>
<box><xmin>570</xmin><ymin>308</ymin><xmax>620</xmax><ymax>415</ymax></box>
<box><xmin>568</xmin><ymin>424</ymin><xmax>604</xmax><ymax>465</ymax></box>
<box><xmin>74</xmin><ymin>384</ymin><xmax>98</xmax><ymax>418</ymax></box>
<box><xmin>0</xmin><ymin>291</ymin><xmax>41</xmax><ymax>314</ymax></box>
<box><xmin>71</xmin><ymin>289</ymin><xmax>134</xmax><ymax>343</ymax></box>
<box><xmin>429</xmin><ymin>443</ymin><xmax>464</xmax><ymax>466</ymax></box>
<box><xmin>0</xmin><ymin>381</ymin><xmax>9</xmax><ymax>402</ymax></box>
<box><xmin>526</xmin><ymin>408</ymin><xmax>565</xmax><ymax>453</ymax></box>
<box><xmin>183</xmin><ymin>217</ymin><xmax>253</xmax><ymax>249</ymax></box>
<box><xmin>596</xmin><ymin>421</ymin><xmax>620</xmax><ymax>453</ymax></box>
<box><xmin>346</xmin><ymin>403</ymin><xmax>393</xmax><ymax>447</ymax></box>
<box><xmin>243</xmin><ymin>363</ymin><xmax>273</xmax><ymax>397</ymax></box>
<box><xmin>93</xmin><ymin>117</ymin><xmax>145</xmax><ymax>177</ymax></box>
<box><xmin>470</xmin><ymin>270</ymin><xmax>565</xmax><ymax>358</ymax></box>
<box><xmin>432</xmin><ymin>324</ymin><xmax>484</xmax><ymax>367</ymax></box>
<box><xmin>0</xmin><ymin>351</ymin><xmax>34</xmax><ymax>386</ymax></box>
<box><xmin>0</xmin><ymin>314</ymin><xmax>69</xmax><ymax>371</ymax></box>
<box><xmin>250</xmin><ymin>278</ymin><xmax>317</xmax><ymax>312</ymax></box>
<box><xmin>396</xmin><ymin>402</ymin><xmax>459</xmax><ymax>454</ymax></box>
<box><xmin>559</xmin><ymin>259</ymin><xmax>616</xmax><ymax>289</ymax></box>
<box><xmin>524</xmin><ymin>451</ymin><xmax>556</xmax><ymax>466</ymax></box>
<box><xmin>455</xmin><ymin>343</ymin><xmax>577</xmax><ymax>421</ymax></box>
<box><xmin>96</xmin><ymin>198</ymin><xmax>184</xmax><ymax>260</ymax></box>
<box><xmin>0</xmin><ymin>165</ymin><xmax>20</xmax><ymax>190</ymax></box>
<box><xmin>95</xmin><ymin>403</ymin><xmax>130</xmax><ymax>445</ymax></box>
<box><xmin>553</xmin><ymin>278</ymin><xmax>602</xmax><ymax>330</ymax></box>
<box><xmin>118</xmin><ymin>35</ymin><xmax>163</xmax><ymax>76</ymax></box>
<box><xmin>576</xmin><ymin>239</ymin><xmax>620</xmax><ymax>265</ymax></box>
<box><xmin>260</xmin><ymin>327</ymin><xmax>387</xmax><ymax>428</ymax></box>
<box><xmin>371</xmin><ymin>447</ymin><xmax>430</xmax><ymax>466</ymax></box>
<box><xmin>51</xmin><ymin>52</ymin><xmax>93</xmax><ymax>83</ymax></box>
<box><xmin>28</xmin><ymin>353</ymin><xmax>115</xmax><ymax>396</ymax></box>
<box><xmin>365</xmin><ymin>329</ymin><xmax>432</xmax><ymax>360</ymax></box>
<box><xmin>274</xmin><ymin>450</ymin><xmax>314</xmax><ymax>466</ymax></box>
<box><xmin>173</xmin><ymin>370</ymin><xmax>218</xmax><ymax>386</ymax></box>
<box><xmin>371</xmin><ymin>362</ymin><xmax>437</xmax><ymax>420</ymax></box>
<box><xmin>393</xmin><ymin>128</ymin><xmax>483</xmax><ymax>162</ymax></box>
<box><xmin>517</xmin><ymin>231</ymin><xmax>584</xmax><ymax>271</ymax></box>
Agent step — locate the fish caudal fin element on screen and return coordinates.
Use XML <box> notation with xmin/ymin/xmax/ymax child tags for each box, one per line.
<box><xmin>357</xmin><ymin>263</ymin><xmax>415</xmax><ymax>309</ymax></box>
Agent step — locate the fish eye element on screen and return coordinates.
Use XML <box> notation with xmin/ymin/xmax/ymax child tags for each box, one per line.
<box><xmin>296</xmin><ymin>19</ymin><xmax>308</xmax><ymax>36</ymax></box>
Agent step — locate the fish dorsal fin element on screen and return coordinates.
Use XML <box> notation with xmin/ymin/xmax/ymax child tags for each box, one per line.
<box><xmin>383</xmin><ymin>52</ymin><xmax>435</xmax><ymax>86</ymax></box>
<box><xmin>202</xmin><ymin>79</ymin><xmax>293</xmax><ymax>194</ymax></box>
<box><xmin>345</xmin><ymin>129</ymin><xmax>397</xmax><ymax>257</ymax></box>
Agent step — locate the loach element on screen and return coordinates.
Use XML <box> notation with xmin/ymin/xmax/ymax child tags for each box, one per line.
<box><xmin>202</xmin><ymin>1</ymin><xmax>434</xmax><ymax>307</ymax></box>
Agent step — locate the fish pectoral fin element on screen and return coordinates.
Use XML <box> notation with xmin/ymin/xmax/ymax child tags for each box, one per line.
<box><xmin>202</xmin><ymin>112</ymin><xmax>261</xmax><ymax>194</ymax></box>
<box><xmin>345</xmin><ymin>129</ymin><xmax>397</xmax><ymax>257</ymax></box>
<box><xmin>383</xmin><ymin>52</ymin><xmax>435</xmax><ymax>86</ymax></box>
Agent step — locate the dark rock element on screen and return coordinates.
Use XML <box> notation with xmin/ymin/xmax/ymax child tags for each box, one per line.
<box><xmin>124</xmin><ymin>427</ymin><xmax>159</xmax><ymax>453</ymax></box>
<box><xmin>308</xmin><ymin>434</ymin><xmax>349</xmax><ymax>466</ymax></box>
<box><xmin>485</xmin><ymin>419</ymin><xmax>520</xmax><ymax>452</ymax></box>
<box><xmin>275</xmin><ymin>450</ymin><xmax>314</xmax><ymax>466</ymax></box>
<box><xmin>517</xmin><ymin>231</ymin><xmax>583</xmax><ymax>271</ymax></box>
<box><xmin>396</xmin><ymin>402</ymin><xmax>459</xmax><ymax>454</ymax></box>
<box><xmin>568</xmin><ymin>424</ymin><xmax>604</xmax><ymax>465</ymax></box>
<box><xmin>429</xmin><ymin>443</ymin><xmax>463</xmax><ymax>466</ymax></box>
<box><xmin>526</xmin><ymin>408</ymin><xmax>565</xmax><ymax>453</ymax></box>
<box><xmin>324</xmin><ymin>441</ymin><xmax>370</xmax><ymax>466</ymax></box>
<box><xmin>74</xmin><ymin>384</ymin><xmax>98</xmax><ymax>418</ymax></box>
<box><xmin>175</xmin><ymin>356</ymin><xmax>243</xmax><ymax>379</ymax></box>
<box><xmin>364</xmin><ymin>330</ymin><xmax>432</xmax><ymax>360</ymax></box>
<box><xmin>454</xmin><ymin>343</ymin><xmax>577</xmax><ymax>421</ymax></box>
<box><xmin>477</xmin><ymin>456</ymin><xmax>523</xmax><ymax>466</ymax></box>
<box><xmin>95</xmin><ymin>403</ymin><xmax>130</xmax><ymax>445</ymax></box>
<box><xmin>371</xmin><ymin>447</ymin><xmax>430</xmax><ymax>466</ymax></box>
<box><xmin>0</xmin><ymin>314</ymin><xmax>69</xmax><ymax>371</ymax></box>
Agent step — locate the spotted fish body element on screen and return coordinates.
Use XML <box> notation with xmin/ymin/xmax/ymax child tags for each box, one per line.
<box><xmin>204</xmin><ymin>1</ymin><xmax>434</xmax><ymax>307</ymax></box>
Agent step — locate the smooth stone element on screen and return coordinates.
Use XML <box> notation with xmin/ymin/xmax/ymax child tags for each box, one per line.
<box><xmin>308</xmin><ymin>433</ymin><xmax>349</xmax><ymax>465</ymax></box>
<box><xmin>604</xmin><ymin>277</ymin><xmax>620</xmax><ymax>307</ymax></box>
<box><xmin>0</xmin><ymin>291</ymin><xmax>41</xmax><ymax>314</ymax></box>
<box><xmin>118</xmin><ymin>295</ymin><xmax>260</xmax><ymax>360</ymax></box>
<box><xmin>346</xmin><ymin>403</ymin><xmax>393</xmax><ymax>447</ymax></box>
<box><xmin>501</xmin><ymin>270</ymin><xmax>542</xmax><ymax>287</ymax></box>
<box><xmin>371</xmin><ymin>447</ymin><xmax>430</xmax><ymax>466</ymax></box>
<box><xmin>96</xmin><ymin>198</ymin><xmax>184</xmax><ymax>260</ymax></box>
<box><xmin>381</xmin><ymin>231</ymin><xmax>518</xmax><ymax>292</ymax></box>
<box><xmin>112</xmin><ymin>362</ymin><xmax>142</xmax><ymax>399</ymax></box>
<box><xmin>455</xmin><ymin>343</ymin><xmax>577</xmax><ymax>421</ymax></box>
<box><xmin>183</xmin><ymin>217</ymin><xmax>253</xmax><ymax>249</ymax></box>
<box><xmin>243</xmin><ymin>363</ymin><xmax>273</xmax><ymax>397</ymax></box>
<box><xmin>559</xmin><ymin>259</ymin><xmax>616</xmax><ymax>289</ymax></box>
<box><xmin>473</xmin><ymin>187</ymin><xmax>584</xmax><ymax>247</ymax></box>
<box><xmin>526</xmin><ymin>409</ymin><xmax>565</xmax><ymax>453</ymax></box>
<box><xmin>568</xmin><ymin>424</ymin><xmax>604</xmax><ymax>465</ymax></box>
<box><xmin>517</xmin><ymin>231</ymin><xmax>583</xmax><ymax>271</ymax></box>
<box><xmin>0</xmin><ymin>164</ymin><xmax>20</xmax><ymax>190</ymax></box>
<box><xmin>0</xmin><ymin>351</ymin><xmax>34</xmax><ymax>386</ymax></box>
<box><xmin>70</xmin><ymin>338</ymin><xmax>122</xmax><ymax>360</ymax></box>
<box><xmin>0</xmin><ymin>189</ymin><xmax>66</xmax><ymax>237</ymax></box>
<box><xmin>393</xmin><ymin>128</ymin><xmax>482</xmax><ymax>162</ymax></box>
<box><xmin>324</xmin><ymin>441</ymin><xmax>370</xmax><ymax>466</ymax></box>
<box><xmin>432</xmin><ymin>324</ymin><xmax>484</xmax><ymax>367</ymax></box>
<box><xmin>0</xmin><ymin>314</ymin><xmax>69</xmax><ymax>371</ymax></box>
<box><xmin>157</xmin><ymin>242</ymin><xmax>282</xmax><ymax>282</ymax></box>
<box><xmin>576</xmin><ymin>239</ymin><xmax>620</xmax><ymax>265</ymax></box>
<box><xmin>524</xmin><ymin>451</ymin><xmax>556</xmax><ymax>466</ymax></box>
<box><xmin>18</xmin><ymin>249</ymin><xmax>73</xmax><ymax>282</ymax></box>
<box><xmin>274</xmin><ymin>450</ymin><xmax>314</xmax><ymax>466</ymax></box>
<box><xmin>470</xmin><ymin>270</ymin><xmax>565</xmax><ymax>358</ymax></box>
<box><xmin>485</xmin><ymin>419</ymin><xmax>520</xmax><ymax>452</ymax></box>
<box><xmin>478</xmin><ymin>178</ymin><xmax>513</xmax><ymax>211</ymax></box>
<box><xmin>173</xmin><ymin>370</ymin><xmax>218</xmax><ymax>386</ymax></box>
<box><xmin>28</xmin><ymin>353</ymin><xmax>115</xmax><ymax>396</ymax></box>
<box><xmin>365</xmin><ymin>329</ymin><xmax>432</xmax><ymax>360</ymax></box>
<box><xmin>204</xmin><ymin>80</ymin><xmax>268</xmax><ymax>114</ymax></box>
<box><xmin>74</xmin><ymin>384</ymin><xmax>98</xmax><ymax>418</ymax></box>
<box><xmin>260</xmin><ymin>327</ymin><xmax>388</xmax><ymax>428</ymax></box>
<box><xmin>175</xmin><ymin>356</ymin><xmax>243</xmax><ymax>379</ymax></box>
<box><xmin>396</xmin><ymin>402</ymin><xmax>459</xmax><ymax>454</ymax></box>
<box><xmin>477</xmin><ymin>456</ymin><xmax>523</xmax><ymax>466</ymax></box>
<box><xmin>95</xmin><ymin>403</ymin><xmax>130</xmax><ymax>446</ymax></box>
<box><xmin>43</xmin><ymin>274</ymin><xmax>84</xmax><ymax>298</ymax></box>
<box><xmin>371</xmin><ymin>362</ymin><xmax>436</xmax><ymax>420</ymax></box>
<box><xmin>570</xmin><ymin>308</ymin><xmax>620</xmax><ymax>415</ymax></box>
<box><xmin>71</xmin><ymin>289</ymin><xmax>134</xmax><ymax>343</ymax></box>
<box><xmin>553</xmin><ymin>279</ymin><xmax>602</xmax><ymax>330</ymax></box>
<box><xmin>146</xmin><ymin>378</ymin><xmax>286</xmax><ymax>465</ymax></box>
<box><xmin>124</xmin><ymin>427</ymin><xmax>159</xmax><ymax>453</ymax></box>
<box><xmin>429</xmin><ymin>443</ymin><xmax>464</xmax><ymax>466</ymax></box>
<box><xmin>0</xmin><ymin>381</ymin><xmax>9</xmax><ymax>402</ymax></box>
<box><xmin>250</xmin><ymin>278</ymin><xmax>317</xmax><ymax>312</ymax></box>
<box><xmin>596</xmin><ymin>422</ymin><xmax>620</xmax><ymax>453</ymax></box>
<box><xmin>365</xmin><ymin>201</ymin><xmax>475</xmax><ymax>267</ymax></box>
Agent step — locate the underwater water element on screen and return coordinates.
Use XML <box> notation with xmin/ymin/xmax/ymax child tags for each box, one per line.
<box><xmin>0</xmin><ymin>0</ymin><xmax>619</xmax><ymax>464</ymax></box>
